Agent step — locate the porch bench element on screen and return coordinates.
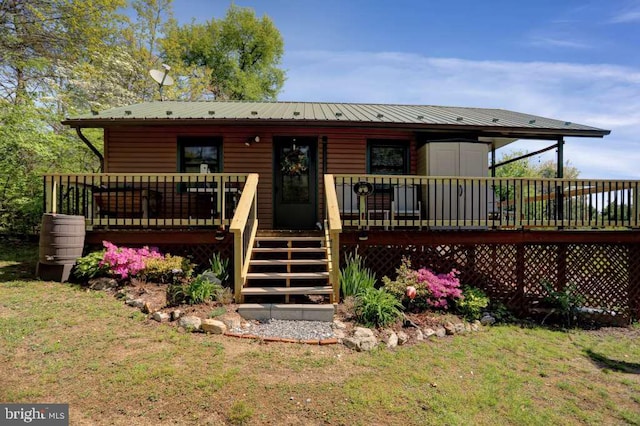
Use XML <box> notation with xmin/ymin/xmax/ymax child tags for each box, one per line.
<box><xmin>93</xmin><ymin>188</ymin><xmax>162</xmax><ymax>218</ymax></box>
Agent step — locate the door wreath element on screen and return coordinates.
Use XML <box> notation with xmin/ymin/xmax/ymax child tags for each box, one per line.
<box><xmin>281</xmin><ymin>146</ymin><xmax>308</xmax><ymax>176</ymax></box>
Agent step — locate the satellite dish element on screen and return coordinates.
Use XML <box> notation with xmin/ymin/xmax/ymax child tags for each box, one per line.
<box><xmin>149</xmin><ymin>64</ymin><xmax>174</xmax><ymax>101</ymax></box>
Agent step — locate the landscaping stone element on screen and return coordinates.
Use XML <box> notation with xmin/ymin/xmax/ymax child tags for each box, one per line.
<box><xmin>435</xmin><ymin>327</ymin><xmax>447</xmax><ymax>338</ymax></box>
<box><xmin>88</xmin><ymin>277</ymin><xmax>118</xmax><ymax>290</ymax></box>
<box><xmin>480</xmin><ymin>315</ymin><xmax>496</xmax><ymax>326</ymax></box>
<box><xmin>171</xmin><ymin>310</ymin><xmax>182</xmax><ymax>321</ymax></box>
<box><xmin>333</xmin><ymin>329</ymin><xmax>346</xmax><ymax>341</ymax></box>
<box><xmin>358</xmin><ymin>336</ymin><xmax>378</xmax><ymax>351</ymax></box>
<box><xmin>465</xmin><ymin>323</ymin><xmax>473</xmax><ymax>333</ymax></box>
<box><xmin>178</xmin><ymin>315</ymin><xmax>201</xmax><ymax>331</ymax></box>
<box><xmin>220</xmin><ymin>315</ymin><xmax>241</xmax><ymax>331</ymax></box>
<box><xmin>471</xmin><ymin>321</ymin><xmax>481</xmax><ymax>332</ymax></box>
<box><xmin>125</xmin><ymin>298</ymin><xmax>145</xmax><ymax>309</ymax></box>
<box><xmin>444</xmin><ymin>322</ymin><xmax>456</xmax><ymax>335</ymax></box>
<box><xmin>332</xmin><ymin>320</ymin><xmax>347</xmax><ymax>330</ymax></box>
<box><xmin>423</xmin><ymin>328</ymin><xmax>436</xmax><ymax>339</ymax></box>
<box><xmin>201</xmin><ymin>319</ymin><xmax>227</xmax><ymax>334</ymax></box>
<box><xmin>152</xmin><ymin>312</ymin><xmax>170</xmax><ymax>322</ymax></box>
<box><xmin>396</xmin><ymin>331</ymin><xmax>409</xmax><ymax>345</ymax></box>
<box><xmin>353</xmin><ymin>327</ymin><xmax>374</xmax><ymax>338</ymax></box>
<box><xmin>383</xmin><ymin>331</ymin><xmax>398</xmax><ymax>349</ymax></box>
<box><xmin>415</xmin><ymin>329</ymin><xmax>424</xmax><ymax>341</ymax></box>
<box><xmin>343</xmin><ymin>327</ymin><xmax>378</xmax><ymax>351</ymax></box>
<box><xmin>454</xmin><ymin>323</ymin><xmax>466</xmax><ymax>334</ymax></box>
<box><xmin>342</xmin><ymin>337</ymin><xmax>359</xmax><ymax>350</ymax></box>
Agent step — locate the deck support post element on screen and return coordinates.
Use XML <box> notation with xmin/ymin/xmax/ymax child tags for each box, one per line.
<box><xmin>557</xmin><ymin>244</ymin><xmax>567</xmax><ymax>292</ymax></box>
<box><xmin>515</xmin><ymin>244</ymin><xmax>525</xmax><ymax>314</ymax></box>
<box><xmin>628</xmin><ymin>244</ymin><xmax>640</xmax><ymax>322</ymax></box>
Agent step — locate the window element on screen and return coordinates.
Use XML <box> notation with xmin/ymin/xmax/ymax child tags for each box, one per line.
<box><xmin>178</xmin><ymin>137</ymin><xmax>222</xmax><ymax>173</ymax></box>
<box><xmin>367</xmin><ymin>141</ymin><xmax>409</xmax><ymax>175</ymax></box>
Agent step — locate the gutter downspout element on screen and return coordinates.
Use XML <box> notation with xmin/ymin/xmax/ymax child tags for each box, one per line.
<box><xmin>76</xmin><ymin>127</ymin><xmax>104</xmax><ymax>172</ymax></box>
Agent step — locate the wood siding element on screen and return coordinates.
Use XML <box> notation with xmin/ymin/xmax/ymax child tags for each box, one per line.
<box><xmin>104</xmin><ymin>125</ymin><xmax>417</xmax><ymax>228</ymax></box>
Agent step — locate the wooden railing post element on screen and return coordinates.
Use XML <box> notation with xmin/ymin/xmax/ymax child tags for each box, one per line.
<box><xmin>217</xmin><ymin>174</ymin><xmax>225</xmax><ymax>227</ymax></box>
<box><xmin>44</xmin><ymin>175</ymin><xmax>53</xmax><ymax>213</ymax></box>
<box><xmin>324</xmin><ymin>174</ymin><xmax>343</xmax><ymax>303</ymax></box>
<box><xmin>514</xmin><ymin>180</ymin><xmax>522</xmax><ymax>229</ymax></box>
<box><xmin>633</xmin><ymin>184</ymin><xmax>640</xmax><ymax>228</ymax></box>
<box><xmin>230</xmin><ymin>173</ymin><xmax>259</xmax><ymax>304</ymax></box>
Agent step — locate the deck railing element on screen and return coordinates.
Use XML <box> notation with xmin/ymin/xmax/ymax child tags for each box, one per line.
<box><xmin>43</xmin><ymin>173</ymin><xmax>249</xmax><ymax>228</ymax></box>
<box><xmin>230</xmin><ymin>174</ymin><xmax>259</xmax><ymax>303</ymax></box>
<box><xmin>334</xmin><ymin>175</ymin><xmax>640</xmax><ymax>230</ymax></box>
<box><xmin>324</xmin><ymin>175</ymin><xmax>342</xmax><ymax>303</ymax></box>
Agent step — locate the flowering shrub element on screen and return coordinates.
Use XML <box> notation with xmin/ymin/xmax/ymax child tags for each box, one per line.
<box><xmin>100</xmin><ymin>241</ymin><xmax>162</xmax><ymax>280</ymax></box>
<box><xmin>417</xmin><ymin>267</ymin><xmax>463</xmax><ymax>309</ymax></box>
<box><xmin>383</xmin><ymin>257</ymin><xmax>463</xmax><ymax>311</ymax></box>
<box><xmin>139</xmin><ymin>255</ymin><xmax>193</xmax><ymax>283</ymax></box>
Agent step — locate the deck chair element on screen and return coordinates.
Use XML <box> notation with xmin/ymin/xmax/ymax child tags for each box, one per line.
<box><xmin>487</xmin><ymin>186</ymin><xmax>501</xmax><ymax>221</ymax></box>
<box><xmin>392</xmin><ymin>184</ymin><xmax>421</xmax><ymax>229</ymax></box>
<box><xmin>335</xmin><ymin>183</ymin><xmax>359</xmax><ymax>216</ymax></box>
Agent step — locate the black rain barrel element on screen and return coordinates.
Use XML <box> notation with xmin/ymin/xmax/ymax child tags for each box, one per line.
<box><xmin>36</xmin><ymin>213</ymin><xmax>86</xmax><ymax>282</ymax></box>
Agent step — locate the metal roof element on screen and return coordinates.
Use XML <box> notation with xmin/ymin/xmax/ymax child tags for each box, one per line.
<box><xmin>63</xmin><ymin>101</ymin><xmax>610</xmax><ymax>138</ymax></box>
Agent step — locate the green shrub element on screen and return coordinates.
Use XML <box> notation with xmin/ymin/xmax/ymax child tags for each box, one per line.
<box><xmin>213</xmin><ymin>286</ymin><xmax>234</xmax><ymax>304</ymax></box>
<box><xmin>139</xmin><ymin>254</ymin><xmax>193</xmax><ymax>283</ymax></box>
<box><xmin>541</xmin><ymin>280</ymin><xmax>585</xmax><ymax>326</ymax></box>
<box><xmin>455</xmin><ymin>286</ymin><xmax>490</xmax><ymax>321</ymax></box>
<box><xmin>185</xmin><ymin>273</ymin><xmax>221</xmax><ymax>304</ymax></box>
<box><xmin>355</xmin><ymin>287</ymin><xmax>403</xmax><ymax>327</ymax></box>
<box><xmin>210</xmin><ymin>252</ymin><xmax>230</xmax><ymax>284</ymax></box>
<box><xmin>73</xmin><ymin>250</ymin><xmax>110</xmax><ymax>281</ymax></box>
<box><xmin>488</xmin><ymin>300</ymin><xmax>515</xmax><ymax>324</ymax></box>
<box><xmin>383</xmin><ymin>257</ymin><xmax>463</xmax><ymax>311</ymax></box>
<box><xmin>340</xmin><ymin>251</ymin><xmax>376</xmax><ymax>298</ymax></box>
<box><xmin>166</xmin><ymin>282</ymin><xmax>187</xmax><ymax>306</ymax></box>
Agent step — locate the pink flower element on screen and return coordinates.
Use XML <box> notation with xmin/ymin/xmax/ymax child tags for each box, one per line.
<box><xmin>406</xmin><ymin>286</ymin><xmax>417</xmax><ymax>300</ymax></box>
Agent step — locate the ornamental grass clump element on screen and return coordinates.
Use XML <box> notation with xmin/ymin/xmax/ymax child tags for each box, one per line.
<box><xmin>339</xmin><ymin>251</ymin><xmax>376</xmax><ymax>298</ymax></box>
<box><xmin>355</xmin><ymin>287</ymin><xmax>403</xmax><ymax>327</ymax></box>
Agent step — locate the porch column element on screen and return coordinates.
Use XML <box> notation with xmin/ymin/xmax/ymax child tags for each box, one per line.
<box><xmin>556</xmin><ymin>137</ymin><xmax>564</xmax><ymax>223</ymax></box>
<box><xmin>556</xmin><ymin>137</ymin><xmax>564</xmax><ymax>179</ymax></box>
<box><xmin>491</xmin><ymin>143</ymin><xmax>496</xmax><ymax>177</ymax></box>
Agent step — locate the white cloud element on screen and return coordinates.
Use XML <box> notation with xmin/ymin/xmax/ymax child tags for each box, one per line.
<box><xmin>281</xmin><ymin>50</ymin><xmax>640</xmax><ymax>179</ymax></box>
<box><xmin>609</xmin><ymin>9</ymin><xmax>640</xmax><ymax>23</ymax></box>
<box><xmin>528</xmin><ymin>37</ymin><xmax>591</xmax><ymax>49</ymax></box>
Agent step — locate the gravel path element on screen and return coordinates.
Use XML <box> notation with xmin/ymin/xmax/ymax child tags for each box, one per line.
<box><xmin>234</xmin><ymin>319</ymin><xmax>335</xmax><ymax>341</ymax></box>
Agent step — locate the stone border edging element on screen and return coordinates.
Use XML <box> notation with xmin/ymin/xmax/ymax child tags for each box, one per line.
<box><xmin>224</xmin><ymin>332</ymin><xmax>339</xmax><ymax>345</ymax></box>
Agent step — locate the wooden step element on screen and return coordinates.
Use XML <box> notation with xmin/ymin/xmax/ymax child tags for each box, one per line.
<box><xmin>246</xmin><ymin>272</ymin><xmax>330</xmax><ymax>280</ymax></box>
<box><xmin>255</xmin><ymin>236</ymin><xmax>324</xmax><ymax>242</ymax></box>
<box><xmin>241</xmin><ymin>286</ymin><xmax>333</xmax><ymax>295</ymax></box>
<box><xmin>252</xmin><ymin>247</ymin><xmax>326</xmax><ymax>253</ymax></box>
<box><xmin>249</xmin><ymin>259</ymin><xmax>327</xmax><ymax>266</ymax></box>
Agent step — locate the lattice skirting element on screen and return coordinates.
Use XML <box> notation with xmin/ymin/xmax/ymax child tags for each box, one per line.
<box><xmin>341</xmin><ymin>242</ymin><xmax>640</xmax><ymax>324</ymax></box>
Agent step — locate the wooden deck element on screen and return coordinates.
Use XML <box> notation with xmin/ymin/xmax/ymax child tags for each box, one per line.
<box><xmin>46</xmin><ymin>172</ymin><xmax>640</xmax><ymax>323</ymax></box>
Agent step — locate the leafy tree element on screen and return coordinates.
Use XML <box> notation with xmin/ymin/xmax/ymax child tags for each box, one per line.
<box><xmin>0</xmin><ymin>0</ymin><xmax>128</xmax><ymax>108</ymax></box>
<box><xmin>161</xmin><ymin>5</ymin><xmax>285</xmax><ymax>100</ymax></box>
<box><xmin>493</xmin><ymin>150</ymin><xmax>582</xmax><ymax>221</ymax></box>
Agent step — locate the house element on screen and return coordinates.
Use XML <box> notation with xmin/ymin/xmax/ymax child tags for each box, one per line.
<box><xmin>45</xmin><ymin>101</ymin><xmax>640</xmax><ymax>323</ymax></box>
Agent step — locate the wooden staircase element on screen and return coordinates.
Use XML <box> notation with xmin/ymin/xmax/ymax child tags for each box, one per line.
<box><xmin>237</xmin><ymin>231</ymin><xmax>335</xmax><ymax>321</ymax></box>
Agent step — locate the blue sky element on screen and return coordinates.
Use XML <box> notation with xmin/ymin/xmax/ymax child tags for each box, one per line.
<box><xmin>170</xmin><ymin>0</ymin><xmax>640</xmax><ymax>179</ymax></box>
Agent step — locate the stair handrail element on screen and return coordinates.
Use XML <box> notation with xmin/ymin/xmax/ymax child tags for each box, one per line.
<box><xmin>324</xmin><ymin>174</ymin><xmax>342</xmax><ymax>303</ymax></box>
<box><xmin>230</xmin><ymin>173</ymin><xmax>259</xmax><ymax>303</ymax></box>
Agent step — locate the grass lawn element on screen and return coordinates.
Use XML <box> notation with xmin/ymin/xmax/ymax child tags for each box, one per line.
<box><xmin>1</xmin><ymin>241</ymin><xmax>639</xmax><ymax>425</ymax></box>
